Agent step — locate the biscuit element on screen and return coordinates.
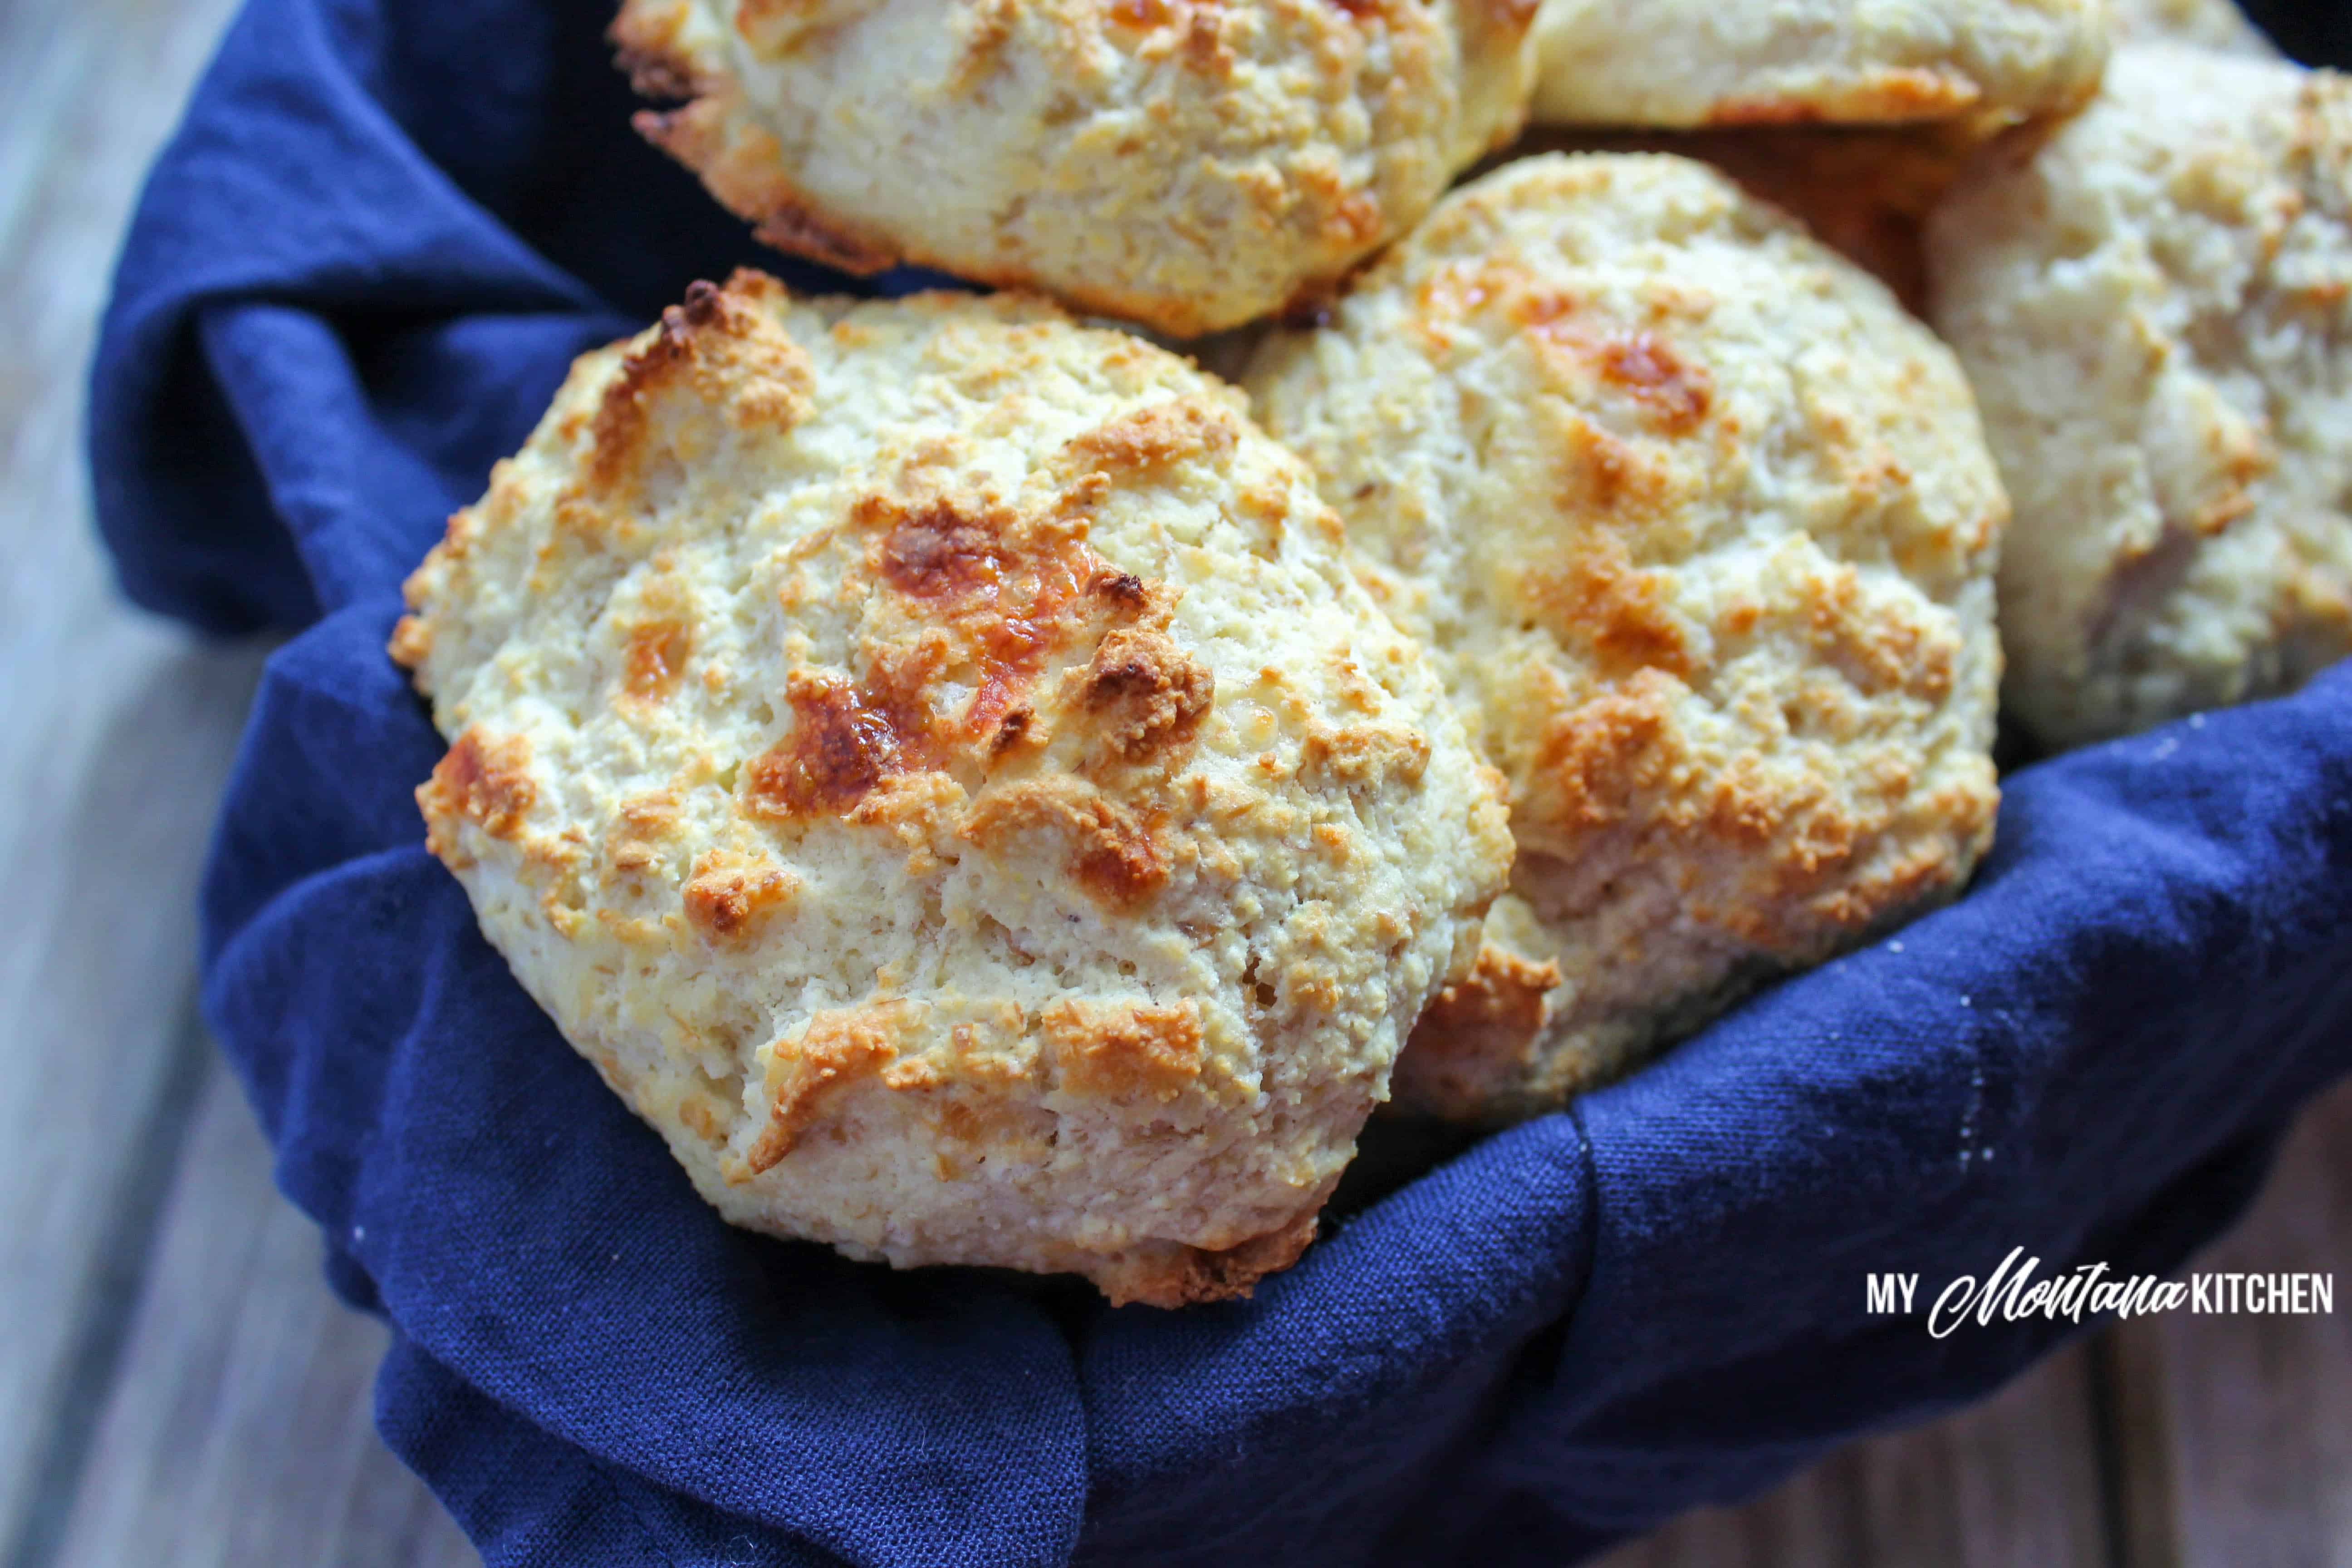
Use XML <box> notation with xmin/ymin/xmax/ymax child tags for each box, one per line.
<box><xmin>2112</xmin><ymin>0</ymin><xmax>2276</xmax><ymax>56</ymax></box>
<box><xmin>1928</xmin><ymin>46</ymin><xmax>2352</xmax><ymax>747</ymax></box>
<box><xmin>392</xmin><ymin>271</ymin><xmax>1513</xmax><ymax>1302</ymax></box>
<box><xmin>1529</xmin><ymin>0</ymin><xmax>2108</xmax><ymax>130</ymax></box>
<box><xmin>611</xmin><ymin>0</ymin><xmax>1536</xmax><ymax>338</ymax></box>
<box><xmin>1245</xmin><ymin>155</ymin><xmax>2007</xmax><ymax>1119</ymax></box>
<box><xmin>1508</xmin><ymin>121</ymin><xmax>1985</xmax><ymax>312</ymax></box>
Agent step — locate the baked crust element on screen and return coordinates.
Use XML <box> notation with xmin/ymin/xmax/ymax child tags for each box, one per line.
<box><xmin>1528</xmin><ymin>0</ymin><xmax>2108</xmax><ymax>132</ymax></box>
<box><xmin>394</xmin><ymin>271</ymin><xmax>1512</xmax><ymax>1300</ymax></box>
<box><xmin>1929</xmin><ymin>47</ymin><xmax>2352</xmax><ymax>747</ymax></box>
<box><xmin>1506</xmin><ymin>120</ymin><xmax>1989</xmax><ymax>315</ymax></box>
<box><xmin>610</xmin><ymin>0</ymin><xmax>1537</xmax><ymax>337</ymax></box>
<box><xmin>1247</xmin><ymin>156</ymin><xmax>2007</xmax><ymax>1118</ymax></box>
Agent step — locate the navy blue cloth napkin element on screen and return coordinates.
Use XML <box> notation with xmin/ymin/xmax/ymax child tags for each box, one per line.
<box><xmin>89</xmin><ymin>2</ymin><xmax>2352</xmax><ymax>1563</ymax></box>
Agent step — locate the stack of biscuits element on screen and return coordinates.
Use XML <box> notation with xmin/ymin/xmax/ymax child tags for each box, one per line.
<box><xmin>390</xmin><ymin>0</ymin><xmax>2351</xmax><ymax>1303</ymax></box>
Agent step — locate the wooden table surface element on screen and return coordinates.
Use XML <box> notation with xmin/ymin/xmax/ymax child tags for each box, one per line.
<box><xmin>2</xmin><ymin>3</ymin><xmax>2345</xmax><ymax>1563</ymax></box>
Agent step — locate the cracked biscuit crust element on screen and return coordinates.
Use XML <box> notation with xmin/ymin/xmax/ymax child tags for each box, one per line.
<box><xmin>611</xmin><ymin>0</ymin><xmax>1536</xmax><ymax>338</ymax></box>
<box><xmin>1245</xmin><ymin>156</ymin><xmax>2006</xmax><ymax>1120</ymax></box>
<box><xmin>1528</xmin><ymin>0</ymin><xmax>2107</xmax><ymax>131</ymax></box>
<box><xmin>1929</xmin><ymin>45</ymin><xmax>2352</xmax><ymax>748</ymax></box>
<box><xmin>393</xmin><ymin>271</ymin><xmax>1511</xmax><ymax>1302</ymax></box>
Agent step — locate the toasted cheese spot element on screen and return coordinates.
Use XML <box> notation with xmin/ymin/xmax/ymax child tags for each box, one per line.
<box><xmin>1176</xmin><ymin>5</ymin><xmax>1235</xmax><ymax>73</ymax></box>
<box><xmin>743</xmin><ymin>672</ymin><xmax>909</xmax><ymax>819</ymax></box>
<box><xmin>1063</xmin><ymin>398</ymin><xmax>1239</xmax><ymax>479</ymax></box>
<box><xmin>1109</xmin><ymin>0</ymin><xmax>1173</xmax><ymax>29</ymax></box>
<box><xmin>1534</xmin><ymin>673</ymin><xmax>1678</xmax><ymax>831</ymax></box>
<box><xmin>1802</xmin><ymin>564</ymin><xmax>1953</xmax><ymax>699</ymax></box>
<box><xmin>876</xmin><ymin>498</ymin><xmax>1013</xmax><ymax>600</ymax></box>
<box><xmin>1044</xmin><ymin>998</ymin><xmax>1206</xmax><ymax>1101</ymax></box>
<box><xmin>418</xmin><ymin>730</ymin><xmax>537</xmax><ymax>859</ymax></box>
<box><xmin>1298</xmin><ymin>721</ymin><xmax>1432</xmax><ymax>787</ymax></box>
<box><xmin>988</xmin><ymin>706</ymin><xmax>1036</xmax><ymax>757</ymax></box>
<box><xmin>586</xmin><ymin>298</ymin><xmax>702</xmax><ymax>484</ymax></box>
<box><xmin>616</xmin><ymin>791</ymin><xmax>681</xmax><ymax>839</ymax></box>
<box><xmin>960</xmin><ymin>775</ymin><xmax>1169</xmax><ymax>906</ymax></box>
<box><xmin>1414</xmin><ymin>257</ymin><xmax>1536</xmax><ymax>327</ymax></box>
<box><xmin>623</xmin><ymin>618</ymin><xmax>694</xmax><ymax>700</ymax></box>
<box><xmin>1072</xmin><ymin>827</ymin><xmax>1169</xmax><ymax>906</ymax></box>
<box><xmin>1529</xmin><ymin>544</ymin><xmax>1694</xmax><ymax>679</ymax></box>
<box><xmin>1554</xmin><ymin>414</ymin><xmax>1675</xmax><ymax>523</ymax></box>
<box><xmin>740</xmin><ymin>1009</ymin><xmax>899</xmax><ymax>1176</ymax></box>
<box><xmin>1596</xmin><ymin>333</ymin><xmax>1712</xmax><ymax>433</ymax></box>
<box><xmin>858</xmin><ymin>488</ymin><xmax>1127</xmax><ymax>745</ymax></box>
<box><xmin>683</xmin><ymin>850</ymin><xmax>797</xmax><ymax>941</ymax></box>
<box><xmin>1092</xmin><ymin>570</ymin><xmax>1149</xmax><ymax>609</ymax></box>
<box><xmin>1083</xmin><ymin>626</ymin><xmax>1214</xmax><ymax>758</ymax></box>
<box><xmin>1529</xmin><ymin>318</ymin><xmax>1715</xmax><ymax>439</ymax></box>
<box><xmin>947</xmin><ymin>0</ymin><xmax>1022</xmax><ymax>87</ymax></box>
<box><xmin>880</xmin><ymin>1054</ymin><xmax>944</xmax><ymax>1093</ymax></box>
<box><xmin>869</xmin><ymin>1032</ymin><xmax>1046</xmax><ymax>1154</ymax></box>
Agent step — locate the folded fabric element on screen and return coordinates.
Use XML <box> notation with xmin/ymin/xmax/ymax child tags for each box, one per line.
<box><xmin>90</xmin><ymin>1</ymin><xmax>2352</xmax><ymax>1563</ymax></box>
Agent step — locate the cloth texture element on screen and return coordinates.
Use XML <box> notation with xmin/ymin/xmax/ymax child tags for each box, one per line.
<box><xmin>90</xmin><ymin>2</ymin><xmax>2352</xmax><ymax>1563</ymax></box>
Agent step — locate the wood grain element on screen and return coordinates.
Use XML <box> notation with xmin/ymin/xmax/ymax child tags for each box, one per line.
<box><xmin>1593</xmin><ymin>1343</ymin><xmax>2111</xmax><ymax>1568</ymax></box>
<box><xmin>51</xmin><ymin>1051</ymin><xmax>477</xmax><ymax>1568</ymax></box>
<box><xmin>1595</xmin><ymin>1077</ymin><xmax>2352</xmax><ymax>1568</ymax></box>
<box><xmin>0</xmin><ymin>0</ymin><xmax>258</xmax><ymax>1539</ymax></box>
<box><xmin>2107</xmin><ymin>1079</ymin><xmax>2352</xmax><ymax>1568</ymax></box>
<box><xmin>0</xmin><ymin>0</ymin><xmax>466</xmax><ymax>1560</ymax></box>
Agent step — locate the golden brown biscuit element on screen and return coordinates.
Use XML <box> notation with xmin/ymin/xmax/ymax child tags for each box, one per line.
<box><xmin>1502</xmin><ymin>121</ymin><xmax>1987</xmax><ymax>312</ymax></box>
<box><xmin>1928</xmin><ymin>45</ymin><xmax>2352</xmax><ymax>746</ymax></box>
<box><xmin>613</xmin><ymin>0</ymin><xmax>1536</xmax><ymax>337</ymax></box>
<box><xmin>393</xmin><ymin>271</ymin><xmax>1513</xmax><ymax>1300</ymax></box>
<box><xmin>1246</xmin><ymin>156</ymin><xmax>2007</xmax><ymax>1119</ymax></box>
<box><xmin>1529</xmin><ymin>0</ymin><xmax>2108</xmax><ymax>130</ymax></box>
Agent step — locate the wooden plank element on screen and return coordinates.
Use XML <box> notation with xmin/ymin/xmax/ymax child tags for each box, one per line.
<box><xmin>0</xmin><ymin>447</ymin><xmax>263</xmax><ymax>1540</ymax></box>
<box><xmin>50</xmin><ymin>1050</ymin><xmax>478</xmax><ymax>1568</ymax></box>
<box><xmin>0</xmin><ymin>0</ymin><xmax>299</xmax><ymax>1553</ymax></box>
<box><xmin>1594</xmin><ymin>1343</ymin><xmax>2112</xmax><ymax>1568</ymax></box>
<box><xmin>2106</xmin><ymin>1077</ymin><xmax>2352</xmax><ymax>1568</ymax></box>
<box><xmin>0</xmin><ymin>0</ymin><xmax>477</xmax><ymax>1540</ymax></box>
<box><xmin>0</xmin><ymin>0</ymin><xmax>481</xmax><ymax>1543</ymax></box>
